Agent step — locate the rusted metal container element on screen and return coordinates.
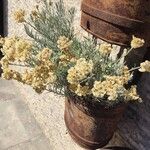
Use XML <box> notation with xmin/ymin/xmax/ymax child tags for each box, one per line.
<box><xmin>81</xmin><ymin>0</ymin><xmax>150</xmax><ymax>46</ymax></box>
<box><xmin>64</xmin><ymin>98</ymin><xmax>127</xmax><ymax>149</ymax></box>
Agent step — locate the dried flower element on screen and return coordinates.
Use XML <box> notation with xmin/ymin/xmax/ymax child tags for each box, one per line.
<box><xmin>57</xmin><ymin>36</ymin><xmax>73</xmax><ymax>51</ymax></box>
<box><xmin>67</xmin><ymin>58</ymin><xmax>93</xmax><ymax>84</ymax></box>
<box><xmin>139</xmin><ymin>60</ymin><xmax>150</xmax><ymax>72</ymax></box>
<box><xmin>98</xmin><ymin>43</ymin><xmax>113</xmax><ymax>55</ymax></box>
<box><xmin>75</xmin><ymin>84</ymin><xmax>90</xmax><ymax>96</ymax></box>
<box><xmin>2</xmin><ymin>37</ymin><xmax>32</xmax><ymax>62</ymax></box>
<box><xmin>22</xmin><ymin>60</ymin><xmax>56</xmax><ymax>93</ymax></box>
<box><xmin>37</xmin><ymin>48</ymin><xmax>53</xmax><ymax>62</ymax></box>
<box><xmin>0</xmin><ymin>57</ymin><xmax>9</xmax><ymax>69</ymax></box>
<box><xmin>15</xmin><ymin>39</ymin><xmax>32</xmax><ymax>61</ymax></box>
<box><xmin>2</xmin><ymin>68</ymin><xmax>22</xmax><ymax>81</ymax></box>
<box><xmin>13</xmin><ymin>9</ymin><xmax>26</xmax><ymax>23</ymax></box>
<box><xmin>92</xmin><ymin>75</ymin><xmax>127</xmax><ymax>101</ymax></box>
<box><xmin>125</xmin><ymin>86</ymin><xmax>142</xmax><ymax>102</ymax></box>
<box><xmin>131</xmin><ymin>35</ymin><xmax>145</xmax><ymax>49</ymax></box>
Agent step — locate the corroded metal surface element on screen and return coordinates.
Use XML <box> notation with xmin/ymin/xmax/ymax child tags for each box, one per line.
<box><xmin>81</xmin><ymin>0</ymin><xmax>150</xmax><ymax>46</ymax></box>
<box><xmin>64</xmin><ymin>98</ymin><xmax>127</xmax><ymax>149</ymax></box>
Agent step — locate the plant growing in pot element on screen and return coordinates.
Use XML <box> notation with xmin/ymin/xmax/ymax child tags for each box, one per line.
<box><xmin>0</xmin><ymin>0</ymin><xmax>150</xmax><ymax>149</ymax></box>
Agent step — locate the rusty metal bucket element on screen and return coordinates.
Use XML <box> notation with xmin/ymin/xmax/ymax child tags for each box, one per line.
<box><xmin>64</xmin><ymin>98</ymin><xmax>127</xmax><ymax>149</ymax></box>
<box><xmin>81</xmin><ymin>0</ymin><xmax>150</xmax><ymax>47</ymax></box>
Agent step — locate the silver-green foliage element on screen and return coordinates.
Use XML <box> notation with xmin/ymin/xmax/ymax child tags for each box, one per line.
<box><xmin>24</xmin><ymin>0</ymin><xmax>125</xmax><ymax>100</ymax></box>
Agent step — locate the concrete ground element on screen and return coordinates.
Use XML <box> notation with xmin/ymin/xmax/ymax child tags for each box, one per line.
<box><xmin>0</xmin><ymin>79</ymin><xmax>51</xmax><ymax>150</ymax></box>
<box><xmin>0</xmin><ymin>79</ymin><xmax>127</xmax><ymax>150</ymax></box>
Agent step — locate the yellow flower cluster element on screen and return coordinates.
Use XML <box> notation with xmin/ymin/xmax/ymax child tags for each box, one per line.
<box><xmin>13</xmin><ymin>9</ymin><xmax>26</xmax><ymax>23</ymax></box>
<box><xmin>67</xmin><ymin>58</ymin><xmax>93</xmax><ymax>84</ymax></box>
<box><xmin>59</xmin><ymin>54</ymin><xmax>76</xmax><ymax>66</ymax></box>
<box><xmin>57</xmin><ymin>36</ymin><xmax>73</xmax><ymax>51</ymax></box>
<box><xmin>22</xmin><ymin>60</ymin><xmax>56</xmax><ymax>93</ymax></box>
<box><xmin>2</xmin><ymin>68</ymin><xmax>22</xmax><ymax>81</ymax></box>
<box><xmin>125</xmin><ymin>86</ymin><xmax>141</xmax><ymax>102</ymax></box>
<box><xmin>131</xmin><ymin>35</ymin><xmax>145</xmax><ymax>49</ymax></box>
<box><xmin>75</xmin><ymin>84</ymin><xmax>90</xmax><ymax>97</ymax></box>
<box><xmin>37</xmin><ymin>48</ymin><xmax>53</xmax><ymax>62</ymax></box>
<box><xmin>21</xmin><ymin>48</ymin><xmax>56</xmax><ymax>93</ymax></box>
<box><xmin>139</xmin><ymin>60</ymin><xmax>150</xmax><ymax>72</ymax></box>
<box><xmin>122</xmin><ymin>66</ymin><xmax>131</xmax><ymax>84</ymax></box>
<box><xmin>98</xmin><ymin>43</ymin><xmax>113</xmax><ymax>55</ymax></box>
<box><xmin>92</xmin><ymin>76</ymin><xmax>125</xmax><ymax>101</ymax></box>
<box><xmin>0</xmin><ymin>57</ymin><xmax>9</xmax><ymax>69</ymax></box>
<box><xmin>2</xmin><ymin>37</ymin><xmax>32</xmax><ymax>62</ymax></box>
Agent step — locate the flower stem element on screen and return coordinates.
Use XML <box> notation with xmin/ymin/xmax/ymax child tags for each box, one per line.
<box><xmin>129</xmin><ymin>66</ymin><xmax>140</xmax><ymax>72</ymax></box>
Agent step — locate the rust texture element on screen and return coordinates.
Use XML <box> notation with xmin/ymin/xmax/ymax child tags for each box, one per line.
<box><xmin>64</xmin><ymin>98</ymin><xmax>127</xmax><ymax>149</ymax></box>
<box><xmin>81</xmin><ymin>0</ymin><xmax>150</xmax><ymax>47</ymax></box>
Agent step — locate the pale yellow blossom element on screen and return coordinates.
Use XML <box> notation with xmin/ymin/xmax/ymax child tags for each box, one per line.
<box><xmin>67</xmin><ymin>58</ymin><xmax>93</xmax><ymax>84</ymax></box>
<box><xmin>22</xmin><ymin>70</ymin><xmax>33</xmax><ymax>85</ymax></box>
<box><xmin>37</xmin><ymin>48</ymin><xmax>53</xmax><ymax>61</ymax></box>
<box><xmin>15</xmin><ymin>39</ymin><xmax>32</xmax><ymax>61</ymax></box>
<box><xmin>126</xmin><ymin>86</ymin><xmax>141</xmax><ymax>102</ymax></box>
<box><xmin>1</xmin><ymin>37</ymin><xmax>32</xmax><ymax>62</ymax></box>
<box><xmin>22</xmin><ymin>60</ymin><xmax>56</xmax><ymax>93</ymax></box>
<box><xmin>57</xmin><ymin>36</ymin><xmax>72</xmax><ymax>51</ymax></box>
<box><xmin>139</xmin><ymin>60</ymin><xmax>150</xmax><ymax>72</ymax></box>
<box><xmin>0</xmin><ymin>57</ymin><xmax>9</xmax><ymax>69</ymax></box>
<box><xmin>92</xmin><ymin>81</ymin><xmax>106</xmax><ymax>98</ymax></box>
<box><xmin>75</xmin><ymin>84</ymin><xmax>90</xmax><ymax>96</ymax></box>
<box><xmin>1</xmin><ymin>68</ymin><xmax>13</xmax><ymax>80</ymax></box>
<box><xmin>46</xmin><ymin>72</ymin><xmax>57</xmax><ymax>84</ymax></box>
<box><xmin>131</xmin><ymin>36</ymin><xmax>145</xmax><ymax>49</ymax></box>
<box><xmin>92</xmin><ymin>75</ymin><xmax>126</xmax><ymax>101</ymax></box>
<box><xmin>98</xmin><ymin>43</ymin><xmax>113</xmax><ymax>55</ymax></box>
<box><xmin>2</xmin><ymin>68</ymin><xmax>21</xmax><ymax>81</ymax></box>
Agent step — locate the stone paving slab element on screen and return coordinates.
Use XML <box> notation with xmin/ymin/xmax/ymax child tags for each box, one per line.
<box><xmin>7</xmin><ymin>134</ymin><xmax>51</xmax><ymax>150</ymax></box>
<box><xmin>0</xmin><ymin>79</ymin><xmax>51</xmax><ymax>150</ymax></box>
<box><xmin>14</xmin><ymin>81</ymin><xmax>128</xmax><ymax>150</ymax></box>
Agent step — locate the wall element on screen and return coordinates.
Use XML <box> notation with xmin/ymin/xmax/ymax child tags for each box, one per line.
<box><xmin>4</xmin><ymin>0</ymin><xmax>83</xmax><ymax>37</ymax></box>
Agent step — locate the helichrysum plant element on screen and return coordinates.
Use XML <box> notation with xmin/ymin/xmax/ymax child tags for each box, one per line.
<box><xmin>0</xmin><ymin>0</ymin><xmax>150</xmax><ymax>107</ymax></box>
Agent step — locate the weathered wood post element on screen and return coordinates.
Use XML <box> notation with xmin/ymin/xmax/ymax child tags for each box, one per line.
<box><xmin>80</xmin><ymin>0</ymin><xmax>150</xmax><ymax>149</ymax></box>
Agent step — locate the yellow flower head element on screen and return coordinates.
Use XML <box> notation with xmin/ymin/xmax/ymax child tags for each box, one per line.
<box><xmin>99</xmin><ymin>43</ymin><xmax>113</xmax><ymax>55</ymax></box>
<box><xmin>139</xmin><ymin>60</ymin><xmax>150</xmax><ymax>72</ymax></box>
<box><xmin>15</xmin><ymin>39</ymin><xmax>32</xmax><ymax>61</ymax></box>
<box><xmin>75</xmin><ymin>84</ymin><xmax>90</xmax><ymax>97</ymax></box>
<box><xmin>1</xmin><ymin>68</ymin><xmax>13</xmax><ymax>80</ymax></box>
<box><xmin>37</xmin><ymin>48</ymin><xmax>53</xmax><ymax>62</ymax></box>
<box><xmin>131</xmin><ymin>35</ymin><xmax>145</xmax><ymax>49</ymax></box>
<box><xmin>2</xmin><ymin>68</ymin><xmax>21</xmax><ymax>81</ymax></box>
<box><xmin>57</xmin><ymin>36</ymin><xmax>73</xmax><ymax>51</ymax></box>
<box><xmin>13</xmin><ymin>9</ymin><xmax>26</xmax><ymax>23</ymax></box>
<box><xmin>92</xmin><ymin>75</ymin><xmax>126</xmax><ymax>101</ymax></box>
<box><xmin>126</xmin><ymin>86</ymin><xmax>142</xmax><ymax>102</ymax></box>
<box><xmin>67</xmin><ymin>58</ymin><xmax>93</xmax><ymax>84</ymax></box>
<box><xmin>22</xmin><ymin>70</ymin><xmax>33</xmax><ymax>85</ymax></box>
<box><xmin>0</xmin><ymin>56</ymin><xmax>9</xmax><ymax>69</ymax></box>
<box><xmin>2</xmin><ymin>37</ymin><xmax>32</xmax><ymax>62</ymax></box>
<box><xmin>46</xmin><ymin>72</ymin><xmax>57</xmax><ymax>84</ymax></box>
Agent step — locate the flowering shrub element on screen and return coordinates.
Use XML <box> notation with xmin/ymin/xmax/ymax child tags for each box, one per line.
<box><xmin>0</xmin><ymin>0</ymin><xmax>150</xmax><ymax>106</ymax></box>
